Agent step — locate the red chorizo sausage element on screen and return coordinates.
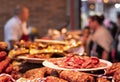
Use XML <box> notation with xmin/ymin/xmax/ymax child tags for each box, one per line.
<box><xmin>0</xmin><ymin>57</ymin><xmax>11</xmax><ymax>73</ymax></box>
<box><xmin>0</xmin><ymin>51</ymin><xmax>7</xmax><ymax>61</ymax></box>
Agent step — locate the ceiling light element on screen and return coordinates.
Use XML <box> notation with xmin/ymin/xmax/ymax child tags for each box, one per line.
<box><xmin>103</xmin><ymin>0</ymin><xmax>109</xmax><ymax>3</ymax></box>
<box><xmin>81</xmin><ymin>0</ymin><xmax>87</xmax><ymax>1</ymax></box>
<box><xmin>115</xmin><ymin>3</ymin><xmax>120</xmax><ymax>8</ymax></box>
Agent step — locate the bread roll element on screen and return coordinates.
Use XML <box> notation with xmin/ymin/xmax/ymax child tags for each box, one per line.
<box><xmin>59</xmin><ymin>70</ymin><xmax>94</xmax><ymax>82</ymax></box>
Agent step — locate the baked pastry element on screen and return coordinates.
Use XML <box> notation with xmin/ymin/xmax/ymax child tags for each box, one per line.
<box><xmin>59</xmin><ymin>70</ymin><xmax>94</xmax><ymax>82</ymax></box>
<box><xmin>17</xmin><ymin>76</ymin><xmax>68</xmax><ymax>82</ymax></box>
<box><xmin>46</xmin><ymin>76</ymin><xmax>68</xmax><ymax>82</ymax></box>
<box><xmin>23</xmin><ymin>67</ymin><xmax>47</xmax><ymax>79</ymax></box>
<box><xmin>23</xmin><ymin>67</ymin><xmax>61</xmax><ymax>79</ymax></box>
<box><xmin>8</xmin><ymin>48</ymin><xmax>29</xmax><ymax>58</ymax></box>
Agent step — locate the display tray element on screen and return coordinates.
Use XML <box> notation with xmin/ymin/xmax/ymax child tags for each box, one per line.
<box><xmin>34</xmin><ymin>39</ymin><xmax>67</xmax><ymax>44</ymax></box>
<box><xmin>17</xmin><ymin>56</ymin><xmax>46</xmax><ymax>63</ymax></box>
<box><xmin>43</xmin><ymin>59</ymin><xmax>112</xmax><ymax>71</ymax></box>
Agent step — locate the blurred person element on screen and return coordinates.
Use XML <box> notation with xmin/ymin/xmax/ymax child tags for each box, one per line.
<box><xmin>115</xmin><ymin>12</ymin><xmax>120</xmax><ymax>41</ymax></box>
<box><xmin>104</xmin><ymin>19</ymin><xmax>118</xmax><ymax>62</ymax></box>
<box><xmin>82</xmin><ymin>26</ymin><xmax>90</xmax><ymax>44</ymax></box>
<box><xmin>4</xmin><ymin>5</ymin><xmax>29</xmax><ymax>50</ymax></box>
<box><xmin>104</xmin><ymin>19</ymin><xmax>118</xmax><ymax>39</ymax></box>
<box><xmin>117</xmin><ymin>12</ymin><xmax>120</xmax><ymax>28</ymax></box>
<box><xmin>115</xmin><ymin>13</ymin><xmax>120</xmax><ymax>61</ymax></box>
<box><xmin>108</xmin><ymin>21</ymin><xmax>118</xmax><ymax>39</ymax></box>
<box><xmin>58</xmin><ymin>27</ymin><xmax>68</xmax><ymax>41</ymax></box>
<box><xmin>108</xmin><ymin>21</ymin><xmax>118</xmax><ymax>62</ymax></box>
<box><xmin>52</xmin><ymin>29</ymin><xmax>61</xmax><ymax>40</ymax></box>
<box><xmin>88</xmin><ymin>15</ymin><xmax>113</xmax><ymax>60</ymax></box>
<box><xmin>28</xmin><ymin>26</ymin><xmax>39</xmax><ymax>41</ymax></box>
<box><xmin>46</xmin><ymin>28</ymin><xmax>61</xmax><ymax>40</ymax></box>
<box><xmin>81</xmin><ymin>26</ymin><xmax>92</xmax><ymax>55</ymax></box>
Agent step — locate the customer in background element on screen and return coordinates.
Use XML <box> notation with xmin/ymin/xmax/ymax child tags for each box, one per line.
<box><xmin>82</xmin><ymin>26</ymin><xmax>92</xmax><ymax>56</ymax></box>
<box><xmin>115</xmin><ymin>13</ymin><xmax>120</xmax><ymax>61</ymax></box>
<box><xmin>4</xmin><ymin>5</ymin><xmax>29</xmax><ymax>50</ymax></box>
<box><xmin>88</xmin><ymin>15</ymin><xmax>113</xmax><ymax>60</ymax></box>
<box><xmin>82</xmin><ymin>26</ymin><xmax>90</xmax><ymax>45</ymax></box>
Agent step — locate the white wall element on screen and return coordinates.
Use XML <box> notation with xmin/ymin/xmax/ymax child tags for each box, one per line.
<box><xmin>104</xmin><ymin>4</ymin><xmax>120</xmax><ymax>22</ymax></box>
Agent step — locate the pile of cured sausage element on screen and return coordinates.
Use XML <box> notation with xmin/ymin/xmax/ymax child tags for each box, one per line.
<box><xmin>17</xmin><ymin>67</ymin><xmax>111</xmax><ymax>82</ymax></box>
<box><xmin>49</xmin><ymin>54</ymin><xmax>107</xmax><ymax>69</ymax></box>
<box><xmin>0</xmin><ymin>51</ymin><xmax>14</xmax><ymax>82</ymax></box>
<box><xmin>17</xmin><ymin>65</ymin><xmax>120</xmax><ymax>82</ymax></box>
<box><xmin>0</xmin><ymin>42</ymin><xmax>19</xmax><ymax>82</ymax></box>
<box><xmin>0</xmin><ymin>51</ymin><xmax>12</xmax><ymax>74</ymax></box>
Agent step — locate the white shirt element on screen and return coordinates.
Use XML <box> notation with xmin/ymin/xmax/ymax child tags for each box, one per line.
<box><xmin>92</xmin><ymin>26</ymin><xmax>113</xmax><ymax>52</ymax></box>
<box><xmin>4</xmin><ymin>16</ymin><xmax>28</xmax><ymax>49</ymax></box>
